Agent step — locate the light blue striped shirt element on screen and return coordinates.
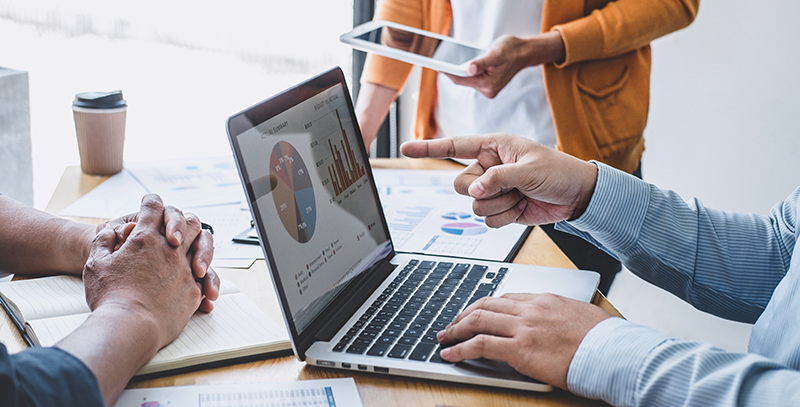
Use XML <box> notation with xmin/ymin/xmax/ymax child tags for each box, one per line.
<box><xmin>558</xmin><ymin>163</ymin><xmax>800</xmax><ymax>406</ymax></box>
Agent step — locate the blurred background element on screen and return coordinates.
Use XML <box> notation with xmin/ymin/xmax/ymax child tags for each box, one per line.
<box><xmin>0</xmin><ymin>0</ymin><xmax>353</xmax><ymax>209</ymax></box>
<box><xmin>2</xmin><ymin>0</ymin><xmax>800</xmax><ymax>356</ymax></box>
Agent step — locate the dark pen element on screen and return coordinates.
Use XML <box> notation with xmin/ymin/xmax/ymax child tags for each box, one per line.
<box><xmin>201</xmin><ymin>222</ymin><xmax>214</xmax><ymax>235</ymax></box>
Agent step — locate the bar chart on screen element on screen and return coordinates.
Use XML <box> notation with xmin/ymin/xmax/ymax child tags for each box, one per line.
<box><xmin>325</xmin><ymin>109</ymin><xmax>366</xmax><ymax>196</ymax></box>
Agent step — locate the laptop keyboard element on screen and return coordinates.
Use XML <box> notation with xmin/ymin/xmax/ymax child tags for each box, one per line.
<box><xmin>332</xmin><ymin>259</ymin><xmax>507</xmax><ymax>363</ymax></box>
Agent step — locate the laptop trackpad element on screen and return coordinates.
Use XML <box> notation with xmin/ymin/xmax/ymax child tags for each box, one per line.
<box><xmin>495</xmin><ymin>267</ymin><xmax>598</xmax><ymax>303</ymax></box>
<box><xmin>457</xmin><ymin>358</ymin><xmax>543</xmax><ymax>384</ymax></box>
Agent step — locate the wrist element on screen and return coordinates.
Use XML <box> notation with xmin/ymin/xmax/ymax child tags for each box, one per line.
<box><xmin>93</xmin><ymin>300</ymin><xmax>167</xmax><ymax>352</ymax></box>
<box><xmin>532</xmin><ymin>30</ymin><xmax>566</xmax><ymax>66</ymax></box>
<box><xmin>568</xmin><ymin>162</ymin><xmax>598</xmax><ymax>221</ymax></box>
<box><xmin>57</xmin><ymin>221</ymin><xmax>98</xmax><ymax>275</ymax></box>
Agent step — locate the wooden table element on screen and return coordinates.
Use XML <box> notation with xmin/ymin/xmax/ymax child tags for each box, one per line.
<box><xmin>1</xmin><ymin>159</ymin><xmax>619</xmax><ymax>406</ymax></box>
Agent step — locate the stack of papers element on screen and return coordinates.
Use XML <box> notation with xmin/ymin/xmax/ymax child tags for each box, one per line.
<box><xmin>60</xmin><ymin>156</ymin><xmax>262</xmax><ymax>268</ymax></box>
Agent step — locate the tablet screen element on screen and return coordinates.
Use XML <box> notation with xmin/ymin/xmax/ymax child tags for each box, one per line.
<box><xmin>356</xmin><ymin>26</ymin><xmax>483</xmax><ymax>66</ymax></box>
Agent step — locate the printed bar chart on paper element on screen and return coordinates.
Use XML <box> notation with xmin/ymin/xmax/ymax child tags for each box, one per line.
<box><xmin>114</xmin><ymin>378</ymin><xmax>363</xmax><ymax>407</ymax></box>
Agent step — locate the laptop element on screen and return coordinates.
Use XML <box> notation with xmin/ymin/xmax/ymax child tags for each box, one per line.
<box><xmin>225</xmin><ymin>67</ymin><xmax>600</xmax><ymax>392</ymax></box>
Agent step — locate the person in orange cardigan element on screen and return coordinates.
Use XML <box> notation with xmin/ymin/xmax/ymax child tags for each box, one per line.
<box><xmin>355</xmin><ymin>0</ymin><xmax>699</xmax><ymax>294</ymax></box>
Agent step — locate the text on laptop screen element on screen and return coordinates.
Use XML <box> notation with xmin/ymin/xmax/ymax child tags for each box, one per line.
<box><xmin>235</xmin><ymin>83</ymin><xmax>391</xmax><ymax>334</ymax></box>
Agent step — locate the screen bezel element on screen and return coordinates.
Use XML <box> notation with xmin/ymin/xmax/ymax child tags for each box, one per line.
<box><xmin>340</xmin><ymin>20</ymin><xmax>485</xmax><ymax>77</ymax></box>
<box><xmin>225</xmin><ymin>67</ymin><xmax>397</xmax><ymax>360</ymax></box>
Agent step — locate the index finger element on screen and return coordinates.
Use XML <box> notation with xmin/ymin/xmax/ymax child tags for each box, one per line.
<box><xmin>400</xmin><ymin>136</ymin><xmax>487</xmax><ymax>160</ymax></box>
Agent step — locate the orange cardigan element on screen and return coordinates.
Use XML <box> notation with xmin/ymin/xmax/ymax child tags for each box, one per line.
<box><xmin>361</xmin><ymin>0</ymin><xmax>699</xmax><ymax>173</ymax></box>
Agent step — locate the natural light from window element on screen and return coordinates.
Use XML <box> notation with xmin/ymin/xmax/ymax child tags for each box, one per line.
<box><xmin>0</xmin><ymin>1</ymin><xmax>353</xmax><ymax>208</ymax></box>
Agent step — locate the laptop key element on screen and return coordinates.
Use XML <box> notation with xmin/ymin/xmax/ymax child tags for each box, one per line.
<box><xmin>371</xmin><ymin>316</ymin><xmax>390</xmax><ymax>324</ymax></box>
<box><xmin>333</xmin><ymin>342</ymin><xmax>347</xmax><ymax>352</ymax></box>
<box><xmin>454</xmin><ymin>263</ymin><xmax>471</xmax><ymax>272</ymax></box>
<box><xmin>408</xmin><ymin>321</ymin><xmax>426</xmax><ymax>330</ymax></box>
<box><xmin>367</xmin><ymin>343</ymin><xmax>391</xmax><ymax>357</ymax></box>
<box><xmin>382</xmin><ymin>329</ymin><xmax>402</xmax><ymax>337</ymax></box>
<box><xmin>409</xmin><ymin>343</ymin><xmax>436</xmax><ymax>361</ymax></box>
<box><xmin>388</xmin><ymin>344</ymin><xmax>413</xmax><ymax>359</ymax></box>
<box><xmin>398</xmin><ymin>336</ymin><xmax>417</xmax><ymax>345</ymax></box>
<box><xmin>403</xmin><ymin>328</ymin><xmax>423</xmax><ymax>338</ymax></box>
<box><xmin>376</xmin><ymin>336</ymin><xmax>396</xmax><ymax>345</ymax></box>
<box><xmin>429</xmin><ymin>347</ymin><xmax>453</xmax><ymax>364</ymax></box>
<box><xmin>366</xmin><ymin>323</ymin><xmax>385</xmax><ymax>331</ymax></box>
<box><xmin>346</xmin><ymin>344</ymin><xmax>368</xmax><ymax>354</ymax></box>
<box><xmin>359</xmin><ymin>330</ymin><xmax>378</xmax><ymax>339</ymax></box>
<box><xmin>420</xmin><ymin>334</ymin><xmax>438</xmax><ymax>343</ymax></box>
<box><xmin>389</xmin><ymin>321</ymin><xmax>408</xmax><ymax>330</ymax></box>
<box><xmin>354</xmin><ymin>337</ymin><xmax>374</xmax><ymax>346</ymax></box>
<box><xmin>430</xmin><ymin>320</ymin><xmax>448</xmax><ymax>330</ymax></box>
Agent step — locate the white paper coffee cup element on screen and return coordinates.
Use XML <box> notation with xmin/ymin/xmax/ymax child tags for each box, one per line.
<box><xmin>72</xmin><ymin>91</ymin><xmax>127</xmax><ymax>175</ymax></box>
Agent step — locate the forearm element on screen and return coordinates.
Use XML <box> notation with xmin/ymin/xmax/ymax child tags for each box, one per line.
<box><xmin>0</xmin><ymin>196</ymin><xmax>94</xmax><ymax>276</ymax></box>
<box><xmin>518</xmin><ymin>31</ymin><xmax>566</xmax><ymax>67</ymax></box>
<box><xmin>355</xmin><ymin>82</ymin><xmax>399</xmax><ymax>149</ymax></box>
<box><xmin>561</xmin><ymin>163</ymin><xmax>792</xmax><ymax>323</ymax></box>
<box><xmin>569</xmin><ymin>318</ymin><xmax>800</xmax><ymax>407</ymax></box>
<box><xmin>553</xmin><ymin>0</ymin><xmax>700</xmax><ymax>66</ymax></box>
<box><xmin>56</xmin><ymin>305</ymin><xmax>164</xmax><ymax>406</ymax></box>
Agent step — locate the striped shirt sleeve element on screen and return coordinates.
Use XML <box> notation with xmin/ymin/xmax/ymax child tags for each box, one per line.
<box><xmin>558</xmin><ymin>163</ymin><xmax>800</xmax><ymax>406</ymax></box>
<box><xmin>567</xmin><ymin>318</ymin><xmax>800</xmax><ymax>406</ymax></box>
<box><xmin>558</xmin><ymin>162</ymin><xmax>795</xmax><ymax>323</ymax></box>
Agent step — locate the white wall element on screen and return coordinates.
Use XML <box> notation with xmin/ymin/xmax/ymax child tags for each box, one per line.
<box><xmin>643</xmin><ymin>0</ymin><xmax>800</xmax><ymax>213</ymax></box>
<box><xmin>610</xmin><ymin>0</ymin><xmax>800</xmax><ymax>352</ymax></box>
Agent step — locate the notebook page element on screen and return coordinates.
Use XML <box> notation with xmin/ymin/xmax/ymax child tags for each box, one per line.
<box><xmin>28</xmin><ymin>292</ymin><xmax>274</xmax><ymax>349</ymax></box>
<box><xmin>147</xmin><ymin>293</ymin><xmax>289</xmax><ymax>369</ymax></box>
<box><xmin>0</xmin><ymin>276</ymin><xmax>89</xmax><ymax>322</ymax></box>
<box><xmin>28</xmin><ymin>313</ymin><xmax>89</xmax><ymax>347</ymax></box>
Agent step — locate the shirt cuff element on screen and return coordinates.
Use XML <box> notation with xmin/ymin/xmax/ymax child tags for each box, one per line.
<box><xmin>567</xmin><ymin>318</ymin><xmax>673</xmax><ymax>407</ymax></box>
<box><xmin>565</xmin><ymin>161</ymin><xmax>650</xmax><ymax>253</ymax></box>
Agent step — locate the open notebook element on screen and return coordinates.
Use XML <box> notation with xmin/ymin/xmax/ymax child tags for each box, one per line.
<box><xmin>0</xmin><ymin>276</ymin><xmax>291</xmax><ymax>376</ymax></box>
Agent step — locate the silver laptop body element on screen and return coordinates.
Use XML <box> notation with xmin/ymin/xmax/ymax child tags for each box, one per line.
<box><xmin>226</xmin><ymin>67</ymin><xmax>600</xmax><ymax>392</ymax></box>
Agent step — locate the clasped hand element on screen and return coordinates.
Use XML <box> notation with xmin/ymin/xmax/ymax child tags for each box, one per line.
<box><xmin>84</xmin><ymin>194</ymin><xmax>219</xmax><ymax>348</ymax></box>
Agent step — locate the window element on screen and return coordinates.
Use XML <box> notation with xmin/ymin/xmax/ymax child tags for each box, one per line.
<box><xmin>0</xmin><ymin>1</ymin><xmax>352</xmax><ymax>208</ymax></box>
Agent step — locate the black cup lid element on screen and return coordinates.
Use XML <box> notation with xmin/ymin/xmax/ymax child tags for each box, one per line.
<box><xmin>73</xmin><ymin>90</ymin><xmax>126</xmax><ymax>109</ymax></box>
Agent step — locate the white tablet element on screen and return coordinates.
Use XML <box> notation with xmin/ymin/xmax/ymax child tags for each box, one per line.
<box><xmin>340</xmin><ymin>20</ymin><xmax>486</xmax><ymax>77</ymax></box>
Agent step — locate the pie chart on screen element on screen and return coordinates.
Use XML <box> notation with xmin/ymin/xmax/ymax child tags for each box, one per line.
<box><xmin>270</xmin><ymin>141</ymin><xmax>316</xmax><ymax>243</ymax></box>
<box><xmin>441</xmin><ymin>222</ymin><xmax>488</xmax><ymax>236</ymax></box>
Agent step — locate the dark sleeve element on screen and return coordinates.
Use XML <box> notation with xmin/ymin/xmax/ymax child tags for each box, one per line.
<box><xmin>0</xmin><ymin>343</ymin><xmax>104</xmax><ymax>407</ymax></box>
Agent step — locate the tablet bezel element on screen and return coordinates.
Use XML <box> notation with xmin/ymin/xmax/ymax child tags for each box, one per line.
<box><xmin>340</xmin><ymin>20</ymin><xmax>484</xmax><ymax>77</ymax></box>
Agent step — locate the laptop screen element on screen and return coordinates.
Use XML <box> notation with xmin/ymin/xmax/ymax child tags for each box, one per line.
<box><xmin>228</xmin><ymin>70</ymin><xmax>392</xmax><ymax>337</ymax></box>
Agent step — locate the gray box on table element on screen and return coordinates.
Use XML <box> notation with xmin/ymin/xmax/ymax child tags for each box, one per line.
<box><xmin>0</xmin><ymin>67</ymin><xmax>33</xmax><ymax>205</ymax></box>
